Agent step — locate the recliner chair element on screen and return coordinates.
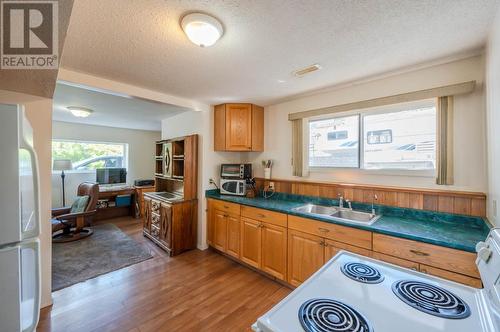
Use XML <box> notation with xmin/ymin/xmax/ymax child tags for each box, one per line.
<box><xmin>51</xmin><ymin>182</ymin><xmax>99</xmax><ymax>243</ymax></box>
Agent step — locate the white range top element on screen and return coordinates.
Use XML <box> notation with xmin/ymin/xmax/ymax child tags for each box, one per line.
<box><xmin>253</xmin><ymin>229</ymin><xmax>500</xmax><ymax>332</ymax></box>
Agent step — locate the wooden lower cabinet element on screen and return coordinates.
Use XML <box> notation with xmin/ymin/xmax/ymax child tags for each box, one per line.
<box><xmin>420</xmin><ymin>264</ymin><xmax>482</xmax><ymax>288</ymax></box>
<box><xmin>213</xmin><ymin>210</ymin><xmax>228</xmax><ymax>252</ymax></box>
<box><xmin>371</xmin><ymin>252</ymin><xmax>419</xmax><ymax>270</ymax></box>
<box><xmin>226</xmin><ymin>214</ymin><xmax>241</xmax><ymax>258</ymax></box>
<box><xmin>207</xmin><ymin>199</ymin><xmax>482</xmax><ymax>288</ymax></box>
<box><xmin>240</xmin><ymin>217</ymin><xmax>262</xmax><ymax>268</ymax></box>
<box><xmin>324</xmin><ymin>240</ymin><xmax>372</xmax><ymax>262</ymax></box>
<box><xmin>261</xmin><ymin>223</ymin><xmax>287</xmax><ymax>281</ymax></box>
<box><xmin>143</xmin><ymin>197</ymin><xmax>197</xmax><ymax>256</ymax></box>
<box><xmin>287</xmin><ymin>230</ymin><xmax>325</xmax><ymax>287</ymax></box>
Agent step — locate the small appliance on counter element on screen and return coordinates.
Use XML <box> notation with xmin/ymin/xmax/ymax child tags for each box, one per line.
<box><xmin>220</xmin><ymin>163</ymin><xmax>252</xmax><ymax>196</ymax></box>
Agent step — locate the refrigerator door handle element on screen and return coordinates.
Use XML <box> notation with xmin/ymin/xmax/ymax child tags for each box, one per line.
<box><xmin>22</xmin><ymin>240</ymin><xmax>41</xmax><ymax>332</ymax></box>
<box><xmin>18</xmin><ymin>106</ymin><xmax>40</xmax><ymax>240</ymax></box>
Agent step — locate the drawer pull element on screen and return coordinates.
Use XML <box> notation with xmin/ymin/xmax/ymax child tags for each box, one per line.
<box><xmin>421</xmin><ymin>269</ymin><xmax>428</xmax><ymax>273</ymax></box>
<box><xmin>257</xmin><ymin>213</ymin><xmax>266</xmax><ymax>218</ymax></box>
<box><xmin>318</xmin><ymin>228</ymin><xmax>330</xmax><ymax>233</ymax></box>
<box><xmin>258</xmin><ymin>223</ymin><xmax>264</xmax><ymax>228</ymax></box>
<box><xmin>410</xmin><ymin>249</ymin><xmax>430</xmax><ymax>257</ymax></box>
<box><xmin>223</xmin><ymin>205</ymin><xmax>229</xmax><ymax>209</ymax></box>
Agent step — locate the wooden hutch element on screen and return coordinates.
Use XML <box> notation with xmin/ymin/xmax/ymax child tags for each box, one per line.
<box><xmin>142</xmin><ymin>134</ymin><xmax>198</xmax><ymax>256</ymax></box>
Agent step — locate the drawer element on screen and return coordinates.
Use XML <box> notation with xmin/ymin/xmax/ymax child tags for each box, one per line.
<box><xmin>372</xmin><ymin>252</ymin><xmax>419</xmax><ymax>271</ymax></box>
<box><xmin>151</xmin><ymin>213</ymin><xmax>160</xmax><ymax>226</ymax></box>
<box><xmin>241</xmin><ymin>206</ymin><xmax>287</xmax><ymax>227</ymax></box>
<box><xmin>151</xmin><ymin>200</ymin><xmax>161</xmax><ymax>214</ymax></box>
<box><xmin>211</xmin><ymin>199</ymin><xmax>241</xmax><ymax>215</ymax></box>
<box><xmin>325</xmin><ymin>239</ymin><xmax>372</xmax><ymax>261</ymax></box>
<box><xmin>373</xmin><ymin>233</ymin><xmax>480</xmax><ymax>278</ymax></box>
<box><xmin>288</xmin><ymin>215</ymin><xmax>372</xmax><ymax>250</ymax></box>
<box><xmin>150</xmin><ymin>224</ymin><xmax>159</xmax><ymax>238</ymax></box>
<box><xmin>419</xmin><ymin>264</ymin><xmax>482</xmax><ymax>288</ymax></box>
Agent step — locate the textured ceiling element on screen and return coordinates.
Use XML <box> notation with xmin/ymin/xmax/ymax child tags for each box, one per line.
<box><xmin>53</xmin><ymin>83</ymin><xmax>188</xmax><ymax>131</ymax></box>
<box><xmin>61</xmin><ymin>0</ymin><xmax>500</xmax><ymax>106</ymax></box>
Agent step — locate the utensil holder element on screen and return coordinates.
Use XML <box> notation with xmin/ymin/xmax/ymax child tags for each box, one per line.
<box><xmin>264</xmin><ymin>168</ymin><xmax>271</xmax><ymax>179</ymax></box>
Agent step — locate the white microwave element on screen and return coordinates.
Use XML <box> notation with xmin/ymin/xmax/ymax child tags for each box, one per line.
<box><xmin>220</xmin><ymin>179</ymin><xmax>246</xmax><ymax>196</ymax></box>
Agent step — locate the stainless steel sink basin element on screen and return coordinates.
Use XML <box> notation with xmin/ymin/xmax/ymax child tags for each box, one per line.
<box><xmin>292</xmin><ymin>204</ymin><xmax>380</xmax><ymax>225</ymax></box>
<box><xmin>292</xmin><ymin>204</ymin><xmax>338</xmax><ymax>215</ymax></box>
<box><xmin>331</xmin><ymin>209</ymin><xmax>380</xmax><ymax>224</ymax></box>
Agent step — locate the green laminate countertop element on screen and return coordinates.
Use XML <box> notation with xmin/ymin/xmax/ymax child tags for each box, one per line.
<box><xmin>205</xmin><ymin>190</ymin><xmax>491</xmax><ymax>253</ymax></box>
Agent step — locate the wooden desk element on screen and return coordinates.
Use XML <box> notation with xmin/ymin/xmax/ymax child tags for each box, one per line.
<box><xmin>95</xmin><ymin>187</ymin><xmax>136</xmax><ymax>221</ymax></box>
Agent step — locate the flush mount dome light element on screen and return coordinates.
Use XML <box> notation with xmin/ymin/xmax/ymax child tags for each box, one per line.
<box><xmin>181</xmin><ymin>13</ymin><xmax>223</xmax><ymax>47</ymax></box>
<box><xmin>66</xmin><ymin>106</ymin><xmax>93</xmax><ymax>118</ymax></box>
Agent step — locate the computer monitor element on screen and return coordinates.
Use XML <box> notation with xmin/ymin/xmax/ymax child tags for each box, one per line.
<box><xmin>96</xmin><ymin>168</ymin><xmax>127</xmax><ymax>184</ymax></box>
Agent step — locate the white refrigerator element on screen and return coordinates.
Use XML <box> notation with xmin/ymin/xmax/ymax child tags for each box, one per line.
<box><xmin>0</xmin><ymin>104</ymin><xmax>41</xmax><ymax>332</ymax></box>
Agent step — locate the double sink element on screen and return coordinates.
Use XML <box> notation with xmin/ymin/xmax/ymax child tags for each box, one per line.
<box><xmin>292</xmin><ymin>204</ymin><xmax>381</xmax><ymax>225</ymax></box>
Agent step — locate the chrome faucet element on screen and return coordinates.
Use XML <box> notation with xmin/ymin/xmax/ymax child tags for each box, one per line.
<box><xmin>346</xmin><ymin>199</ymin><xmax>352</xmax><ymax>210</ymax></box>
<box><xmin>338</xmin><ymin>194</ymin><xmax>344</xmax><ymax>208</ymax></box>
<box><xmin>371</xmin><ymin>194</ymin><xmax>378</xmax><ymax>215</ymax></box>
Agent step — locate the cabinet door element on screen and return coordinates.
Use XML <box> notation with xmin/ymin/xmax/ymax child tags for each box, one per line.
<box><xmin>240</xmin><ymin>217</ymin><xmax>261</xmax><ymax>268</ymax></box>
<box><xmin>207</xmin><ymin>200</ymin><xmax>214</xmax><ymax>246</ymax></box>
<box><xmin>225</xmin><ymin>104</ymin><xmax>252</xmax><ymax>151</ymax></box>
<box><xmin>143</xmin><ymin>197</ymin><xmax>151</xmax><ymax>233</ymax></box>
<box><xmin>160</xmin><ymin>203</ymin><xmax>172</xmax><ymax>249</ymax></box>
<box><xmin>213</xmin><ymin>210</ymin><xmax>227</xmax><ymax>252</ymax></box>
<box><xmin>288</xmin><ymin>230</ymin><xmax>324</xmax><ymax>287</ymax></box>
<box><xmin>261</xmin><ymin>223</ymin><xmax>287</xmax><ymax>281</ymax></box>
<box><xmin>226</xmin><ymin>214</ymin><xmax>240</xmax><ymax>258</ymax></box>
<box><xmin>324</xmin><ymin>240</ymin><xmax>372</xmax><ymax>263</ymax></box>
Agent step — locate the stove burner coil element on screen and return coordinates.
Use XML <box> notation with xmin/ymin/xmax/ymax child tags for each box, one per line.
<box><xmin>341</xmin><ymin>262</ymin><xmax>384</xmax><ymax>284</ymax></box>
<box><xmin>298</xmin><ymin>298</ymin><xmax>372</xmax><ymax>332</ymax></box>
<box><xmin>392</xmin><ymin>280</ymin><xmax>470</xmax><ymax>319</ymax></box>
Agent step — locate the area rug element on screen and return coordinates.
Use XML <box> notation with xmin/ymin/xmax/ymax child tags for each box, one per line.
<box><xmin>52</xmin><ymin>223</ymin><xmax>153</xmax><ymax>291</ymax></box>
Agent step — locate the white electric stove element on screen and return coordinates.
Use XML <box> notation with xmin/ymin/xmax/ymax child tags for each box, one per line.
<box><xmin>252</xmin><ymin>228</ymin><xmax>500</xmax><ymax>332</ymax></box>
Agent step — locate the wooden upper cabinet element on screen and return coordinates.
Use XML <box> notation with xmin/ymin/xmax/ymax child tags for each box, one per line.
<box><xmin>214</xmin><ymin>103</ymin><xmax>264</xmax><ymax>151</ymax></box>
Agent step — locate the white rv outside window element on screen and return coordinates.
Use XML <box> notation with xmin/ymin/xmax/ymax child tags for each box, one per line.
<box><xmin>307</xmin><ymin>100</ymin><xmax>437</xmax><ymax>172</ymax></box>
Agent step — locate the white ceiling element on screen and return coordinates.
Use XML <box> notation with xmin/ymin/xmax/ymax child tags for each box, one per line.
<box><xmin>53</xmin><ymin>83</ymin><xmax>189</xmax><ymax>131</ymax></box>
<box><xmin>61</xmin><ymin>0</ymin><xmax>500</xmax><ymax>106</ymax></box>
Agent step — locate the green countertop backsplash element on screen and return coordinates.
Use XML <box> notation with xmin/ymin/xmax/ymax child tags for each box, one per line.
<box><xmin>205</xmin><ymin>189</ymin><xmax>491</xmax><ymax>253</ymax></box>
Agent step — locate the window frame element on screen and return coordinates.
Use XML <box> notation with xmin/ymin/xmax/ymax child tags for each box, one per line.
<box><xmin>51</xmin><ymin>138</ymin><xmax>129</xmax><ymax>174</ymax></box>
<box><xmin>305</xmin><ymin>99</ymin><xmax>437</xmax><ymax>177</ymax></box>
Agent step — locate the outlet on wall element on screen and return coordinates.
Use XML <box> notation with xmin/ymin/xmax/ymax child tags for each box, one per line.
<box><xmin>209</xmin><ymin>178</ymin><xmax>216</xmax><ymax>185</ymax></box>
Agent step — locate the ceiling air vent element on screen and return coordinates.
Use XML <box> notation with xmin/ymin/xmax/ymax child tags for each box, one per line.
<box><xmin>292</xmin><ymin>64</ymin><xmax>322</xmax><ymax>77</ymax></box>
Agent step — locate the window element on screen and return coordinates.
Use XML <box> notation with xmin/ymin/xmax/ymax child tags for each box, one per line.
<box><xmin>309</xmin><ymin>115</ymin><xmax>359</xmax><ymax>168</ymax></box>
<box><xmin>52</xmin><ymin>140</ymin><xmax>128</xmax><ymax>171</ymax></box>
<box><xmin>307</xmin><ymin>101</ymin><xmax>436</xmax><ymax>171</ymax></box>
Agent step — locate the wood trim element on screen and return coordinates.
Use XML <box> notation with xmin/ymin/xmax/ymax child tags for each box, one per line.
<box><xmin>288</xmin><ymin>81</ymin><xmax>476</xmax><ymax>120</ymax></box>
<box><xmin>255</xmin><ymin>177</ymin><xmax>486</xmax><ymax>217</ymax></box>
<box><xmin>251</xmin><ymin>104</ymin><xmax>264</xmax><ymax>151</ymax></box>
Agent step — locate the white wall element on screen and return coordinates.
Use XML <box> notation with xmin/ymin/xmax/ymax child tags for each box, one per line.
<box><xmin>51</xmin><ymin>121</ymin><xmax>160</xmax><ymax>207</ymax></box>
<box><xmin>0</xmin><ymin>91</ymin><xmax>53</xmax><ymax>308</ymax></box>
<box><xmin>161</xmin><ymin>109</ymin><xmax>244</xmax><ymax>249</ymax></box>
<box><xmin>486</xmin><ymin>9</ymin><xmax>500</xmax><ymax>226</ymax></box>
<box><xmin>245</xmin><ymin>55</ymin><xmax>488</xmax><ymax>193</ymax></box>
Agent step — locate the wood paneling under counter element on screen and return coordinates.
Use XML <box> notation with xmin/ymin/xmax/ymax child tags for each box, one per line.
<box><xmin>256</xmin><ymin>177</ymin><xmax>487</xmax><ymax>217</ymax></box>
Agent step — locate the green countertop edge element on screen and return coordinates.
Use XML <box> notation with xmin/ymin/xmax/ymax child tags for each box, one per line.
<box><xmin>205</xmin><ymin>189</ymin><xmax>491</xmax><ymax>253</ymax></box>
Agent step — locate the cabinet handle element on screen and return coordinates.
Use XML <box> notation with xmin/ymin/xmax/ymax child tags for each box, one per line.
<box><xmin>318</xmin><ymin>228</ymin><xmax>330</xmax><ymax>233</ymax></box>
<box><xmin>421</xmin><ymin>268</ymin><xmax>428</xmax><ymax>273</ymax></box>
<box><xmin>409</xmin><ymin>249</ymin><xmax>430</xmax><ymax>257</ymax></box>
<box><xmin>223</xmin><ymin>205</ymin><xmax>229</xmax><ymax>209</ymax></box>
<box><xmin>257</xmin><ymin>213</ymin><xmax>266</xmax><ymax>218</ymax></box>
<box><xmin>319</xmin><ymin>240</ymin><xmax>325</xmax><ymax>246</ymax></box>
<box><xmin>224</xmin><ymin>214</ymin><xmax>229</xmax><ymax>218</ymax></box>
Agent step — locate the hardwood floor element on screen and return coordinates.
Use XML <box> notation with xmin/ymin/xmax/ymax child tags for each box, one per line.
<box><xmin>38</xmin><ymin>217</ymin><xmax>291</xmax><ymax>332</ymax></box>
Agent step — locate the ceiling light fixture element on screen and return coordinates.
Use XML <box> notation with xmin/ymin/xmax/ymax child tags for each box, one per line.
<box><xmin>181</xmin><ymin>13</ymin><xmax>223</xmax><ymax>47</ymax></box>
<box><xmin>66</xmin><ymin>106</ymin><xmax>93</xmax><ymax>118</ymax></box>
